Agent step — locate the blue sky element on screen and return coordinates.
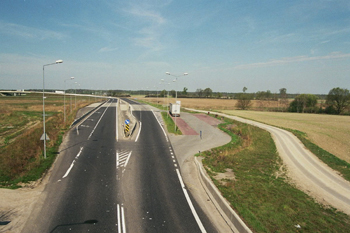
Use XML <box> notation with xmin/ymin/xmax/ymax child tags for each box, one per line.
<box><xmin>0</xmin><ymin>0</ymin><xmax>349</xmax><ymax>94</ymax></box>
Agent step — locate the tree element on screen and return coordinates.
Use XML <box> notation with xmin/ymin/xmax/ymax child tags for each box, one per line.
<box><xmin>256</xmin><ymin>90</ymin><xmax>272</xmax><ymax>100</ymax></box>
<box><xmin>170</xmin><ymin>90</ymin><xmax>176</xmax><ymax>98</ymax></box>
<box><xmin>236</xmin><ymin>87</ymin><xmax>253</xmax><ymax>110</ymax></box>
<box><xmin>326</xmin><ymin>87</ymin><xmax>350</xmax><ymax>114</ymax></box>
<box><xmin>279</xmin><ymin>88</ymin><xmax>288</xmax><ymax>111</ymax></box>
<box><xmin>289</xmin><ymin>94</ymin><xmax>318</xmax><ymax>113</ymax></box>
<box><xmin>196</xmin><ymin>88</ymin><xmax>203</xmax><ymax>97</ymax></box>
<box><xmin>279</xmin><ymin>88</ymin><xmax>287</xmax><ymax>98</ymax></box>
<box><xmin>203</xmin><ymin>88</ymin><xmax>213</xmax><ymax>98</ymax></box>
<box><xmin>182</xmin><ymin>87</ymin><xmax>188</xmax><ymax>96</ymax></box>
<box><xmin>160</xmin><ymin>89</ymin><xmax>166</xmax><ymax>97</ymax></box>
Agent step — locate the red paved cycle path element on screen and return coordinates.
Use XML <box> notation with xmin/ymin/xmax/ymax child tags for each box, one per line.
<box><xmin>171</xmin><ymin>113</ymin><xmax>222</xmax><ymax>135</ymax></box>
<box><xmin>171</xmin><ymin>116</ymin><xmax>198</xmax><ymax>135</ymax></box>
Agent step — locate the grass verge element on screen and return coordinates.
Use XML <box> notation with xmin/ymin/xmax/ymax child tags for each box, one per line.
<box><xmin>161</xmin><ymin>112</ymin><xmax>182</xmax><ymax>135</ymax></box>
<box><xmin>134</xmin><ymin>98</ymin><xmax>183</xmax><ymax>135</ymax></box>
<box><xmin>201</xmin><ymin>117</ymin><xmax>350</xmax><ymax>232</ymax></box>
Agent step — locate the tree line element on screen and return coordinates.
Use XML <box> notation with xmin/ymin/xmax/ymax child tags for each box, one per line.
<box><xmin>235</xmin><ymin>87</ymin><xmax>350</xmax><ymax>115</ymax></box>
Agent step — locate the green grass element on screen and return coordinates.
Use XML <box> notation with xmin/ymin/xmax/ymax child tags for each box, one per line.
<box><xmin>161</xmin><ymin>112</ymin><xmax>182</xmax><ymax>135</ymax></box>
<box><xmin>202</xmin><ymin>117</ymin><xmax>350</xmax><ymax>232</ymax></box>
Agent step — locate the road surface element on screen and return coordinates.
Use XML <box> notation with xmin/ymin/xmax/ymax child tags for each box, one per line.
<box><xmin>24</xmin><ymin>99</ymin><xmax>215</xmax><ymax>232</ymax></box>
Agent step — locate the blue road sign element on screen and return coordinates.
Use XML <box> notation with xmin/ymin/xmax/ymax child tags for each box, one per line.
<box><xmin>125</xmin><ymin>119</ymin><xmax>130</xmax><ymax>125</ymax></box>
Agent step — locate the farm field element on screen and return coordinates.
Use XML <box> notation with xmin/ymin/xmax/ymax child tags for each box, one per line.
<box><xmin>140</xmin><ymin>97</ymin><xmax>350</xmax><ymax>163</ymax></box>
<box><xmin>0</xmin><ymin>93</ymin><xmax>100</xmax><ymax>186</ymax></box>
<box><xmin>220</xmin><ymin>110</ymin><xmax>350</xmax><ymax>163</ymax></box>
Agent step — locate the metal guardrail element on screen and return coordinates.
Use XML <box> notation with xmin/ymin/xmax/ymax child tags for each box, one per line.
<box><xmin>70</xmin><ymin>101</ymin><xmax>107</xmax><ymax>128</ymax></box>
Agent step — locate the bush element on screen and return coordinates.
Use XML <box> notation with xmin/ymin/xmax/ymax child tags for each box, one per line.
<box><xmin>288</xmin><ymin>94</ymin><xmax>318</xmax><ymax>113</ymax></box>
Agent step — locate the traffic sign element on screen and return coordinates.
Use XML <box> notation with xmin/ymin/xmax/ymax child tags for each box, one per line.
<box><xmin>125</xmin><ymin>119</ymin><xmax>130</xmax><ymax>125</ymax></box>
<box><xmin>40</xmin><ymin>133</ymin><xmax>50</xmax><ymax>141</ymax></box>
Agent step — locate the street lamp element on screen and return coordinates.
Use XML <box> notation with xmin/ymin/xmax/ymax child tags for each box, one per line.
<box><xmin>165</xmin><ymin>72</ymin><xmax>188</xmax><ymax>100</ymax></box>
<box><xmin>64</xmin><ymin>77</ymin><xmax>74</xmax><ymax>123</ymax></box>
<box><xmin>43</xmin><ymin>60</ymin><xmax>63</xmax><ymax>159</ymax></box>
<box><xmin>165</xmin><ymin>72</ymin><xmax>188</xmax><ymax>133</ymax></box>
<box><xmin>160</xmin><ymin>79</ymin><xmax>165</xmax><ymax>110</ymax></box>
<box><xmin>74</xmin><ymin>82</ymin><xmax>79</xmax><ymax>109</ymax></box>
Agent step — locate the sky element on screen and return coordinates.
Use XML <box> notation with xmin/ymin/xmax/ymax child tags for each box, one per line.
<box><xmin>0</xmin><ymin>0</ymin><xmax>349</xmax><ymax>94</ymax></box>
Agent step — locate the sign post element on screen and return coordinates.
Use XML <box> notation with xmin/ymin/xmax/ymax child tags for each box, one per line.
<box><xmin>124</xmin><ymin>119</ymin><xmax>130</xmax><ymax>136</ymax></box>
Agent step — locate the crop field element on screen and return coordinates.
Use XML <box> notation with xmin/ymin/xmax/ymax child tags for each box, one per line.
<box><xmin>220</xmin><ymin>110</ymin><xmax>350</xmax><ymax>163</ymax></box>
<box><xmin>140</xmin><ymin>97</ymin><xmax>350</xmax><ymax>163</ymax></box>
<box><xmin>140</xmin><ymin>96</ymin><xmax>290</xmax><ymax>111</ymax></box>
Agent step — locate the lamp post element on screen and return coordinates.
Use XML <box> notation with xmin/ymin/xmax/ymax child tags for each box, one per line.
<box><xmin>43</xmin><ymin>60</ymin><xmax>63</xmax><ymax>159</ymax></box>
<box><xmin>64</xmin><ymin>77</ymin><xmax>74</xmax><ymax>123</ymax></box>
<box><xmin>160</xmin><ymin>79</ymin><xmax>165</xmax><ymax>110</ymax></box>
<box><xmin>74</xmin><ymin>82</ymin><xmax>80</xmax><ymax>109</ymax></box>
<box><xmin>165</xmin><ymin>72</ymin><xmax>188</xmax><ymax>133</ymax></box>
<box><xmin>167</xmin><ymin>82</ymin><xmax>170</xmax><ymax>118</ymax></box>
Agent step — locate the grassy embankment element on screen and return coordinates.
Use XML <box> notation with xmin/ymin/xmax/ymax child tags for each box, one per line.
<box><xmin>0</xmin><ymin>93</ymin><xmax>100</xmax><ymax>188</ymax></box>
<box><xmin>201</xmin><ymin>116</ymin><xmax>350</xmax><ymax>232</ymax></box>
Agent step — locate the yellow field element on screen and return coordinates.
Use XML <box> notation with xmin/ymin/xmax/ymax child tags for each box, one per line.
<box><xmin>139</xmin><ymin>97</ymin><xmax>350</xmax><ymax>163</ymax></box>
<box><xmin>222</xmin><ymin>110</ymin><xmax>350</xmax><ymax>163</ymax></box>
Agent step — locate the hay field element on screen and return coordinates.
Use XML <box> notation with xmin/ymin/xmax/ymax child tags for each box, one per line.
<box><xmin>221</xmin><ymin>110</ymin><xmax>350</xmax><ymax>163</ymax></box>
<box><xmin>141</xmin><ymin>96</ymin><xmax>287</xmax><ymax>110</ymax></box>
<box><xmin>140</xmin><ymin>97</ymin><xmax>350</xmax><ymax>163</ymax></box>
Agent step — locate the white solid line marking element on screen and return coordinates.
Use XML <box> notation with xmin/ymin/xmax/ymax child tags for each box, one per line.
<box><xmin>135</xmin><ymin>121</ymin><xmax>142</xmax><ymax>142</ymax></box>
<box><xmin>117</xmin><ymin>204</ymin><xmax>126</xmax><ymax>233</ymax></box>
<box><xmin>116</xmin><ymin>151</ymin><xmax>119</xmax><ymax>168</ymax></box>
<box><xmin>122</xmin><ymin>206</ymin><xmax>126</xmax><ymax>233</ymax></box>
<box><xmin>116</xmin><ymin>100</ymin><xmax>119</xmax><ymax>142</ymax></box>
<box><xmin>176</xmin><ymin>169</ymin><xmax>206</xmax><ymax>233</ymax></box>
<box><xmin>117</xmin><ymin>204</ymin><xmax>121</xmax><ymax>233</ymax></box>
<box><xmin>151</xmin><ymin>110</ymin><xmax>168</xmax><ymax>142</ymax></box>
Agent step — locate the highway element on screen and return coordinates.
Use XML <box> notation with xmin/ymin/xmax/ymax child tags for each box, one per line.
<box><xmin>24</xmin><ymin>99</ymin><xmax>214</xmax><ymax>233</ymax></box>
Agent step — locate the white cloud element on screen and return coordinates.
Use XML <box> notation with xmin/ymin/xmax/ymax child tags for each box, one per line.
<box><xmin>0</xmin><ymin>21</ymin><xmax>67</xmax><ymax>40</ymax></box>
<box><xmin>121</xmin><ymin>3</ymin><xmax>168</xmax><ymax>52</ymax></box>
<box><xmin>234</xmin><ymin>52</ymin><xmax>350</xmax><ymax>70</ymax></box>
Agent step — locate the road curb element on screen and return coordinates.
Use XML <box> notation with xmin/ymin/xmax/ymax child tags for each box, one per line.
<box><xmin>70</xmin><ymin>101</ymin><xmax>106</xmax><ymax>128</ymax></box>
<box><xmin>194</xmin><ymin>152</ymin><xmax>252</xmax><ymax>233</ymax></box>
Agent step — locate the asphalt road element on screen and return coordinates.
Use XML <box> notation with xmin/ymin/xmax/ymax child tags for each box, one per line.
<box><xmin>24</xmin><ymin>99</ymin><xmax>213</xmax><ymax>232</ymax></box>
